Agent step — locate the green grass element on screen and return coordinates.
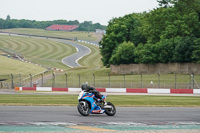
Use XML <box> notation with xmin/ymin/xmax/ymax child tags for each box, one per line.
<box><xmin>0</xmin><ymin>94</ymin><xmax>199</xmax><ymax>107</ymax></box>
<box><xmin>0</xmin><ymin>55</ymin><xmax>46</xmax><ymax>75</ymax></box>
<box><xmin>78</xmin><ymin>42</ymin><xmax>102</xmax><ymax>68</ymax></box>
<box><xmin>0</xmin><ymin>94</ymin><xmax>77</xmax><ymax>106</ymax></box>
<box><xmin>0</xmin><ymin>34</ymin><xmax>76</xmax><ymax>70</ymax></box>
<box><xmin>0</xmin><ymin>54</ymin><xmax>48</xmax><ymax>86</ymax></box>
<box><xmin>1</xmin><ymin>28</ymin><xmax>98</xmax><ymax>42</ymax></box>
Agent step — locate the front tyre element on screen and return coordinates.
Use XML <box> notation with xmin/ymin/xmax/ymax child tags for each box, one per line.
<box><xmin>105</xmin><ymin>102</ymin><xmax>116</xmax><ymax>116</ymax></box>
<box><xmin>77</xmin><ymin>101</ymin><xmax>90</xmax><ymax>116</ymax></box>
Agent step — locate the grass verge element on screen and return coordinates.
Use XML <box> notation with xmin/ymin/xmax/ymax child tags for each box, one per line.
<box><xmin>0</xmin><ymin>94</ymin><xmax>199</xmax><ymax>107</ymax></box>
<box><xmin>0</xmin><ymin>34</ymin><xmax>76</xmax><ymax>70</ymax></box>
<box><xmin>0</xmin><ymin>28</ymin><xmax>98</xmax><ymax>42</ymax></box>
<box><xmin>0</xmin><ymin>55</ymin><xmax>47</xmax><ymax>75</ymax></box>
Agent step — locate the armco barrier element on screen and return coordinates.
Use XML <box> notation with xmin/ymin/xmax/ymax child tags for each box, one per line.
<box><xmin>194</xmin><ymin>89</ymin><xmax>200</xmax><ymax>94</ymax></box>
<box><xmin>126</xmin><ymin>88</ymin><xmax>147</xmax><ymax>93</ymax></box>
<box><xmin>170</xmin><ymin>89</ymin><xmax>193</xmax><ymax>94</ymax></box>
<box><xmin>15</xmin><ymin>87</ymin><xmax>200</xmax><ymax>94</ymax></box>
<box><xmin>148</xmin><ymin>89</ymin><xmax>170</xmax><ymax>94</ymax></box>
<box><xmin>52</xmin><ymin>88</ymin><xmax>68</xmax><ymax>91</ymax></box>
<box><xmin>96</xmin><ymin>88</ymin><xmax>106</xmax><ymax>92</ymax></box>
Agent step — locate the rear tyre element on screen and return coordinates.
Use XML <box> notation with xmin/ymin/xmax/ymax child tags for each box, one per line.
<box><xmin>77</xmin><ymin>101</ymin><xmax>90</xmax><ymax>116</ymax></box>
<box><xmin>105</xmin><ymin>102</ymin><xmax>116</xmax><ymax>116</ymax></box>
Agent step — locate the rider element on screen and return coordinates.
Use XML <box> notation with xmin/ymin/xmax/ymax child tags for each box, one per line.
<box><xmin>81</xmin><ymin>83</ymin><xmax>103</xmax><ymax>106</ymax></box>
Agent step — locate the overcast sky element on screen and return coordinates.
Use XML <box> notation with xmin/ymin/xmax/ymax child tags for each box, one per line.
<box><xmin>0</xmin><ymin>0</ymin><xmax>159</xmax><ymax>25</ymax></box>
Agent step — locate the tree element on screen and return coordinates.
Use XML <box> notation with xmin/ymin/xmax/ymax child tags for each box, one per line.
<box><xmin>135</xmin><ymin>43</ymin><xmax>158</xmax><ymax>63</ymax></box>
<box><xmin>157</xmin><ymin>0</ymin><xmax>175</xmax><ymax>8</ymax></box>
<box><xmin>0</xmin><ymin>17</ymin><xmax>106</xmax><ymax>31</ymax></box>
<box><xmin>192</xmin><ymin>38</ymin><xmax>200</xmax><ymax>63</ymax></box>
<box><xmin>157</xmin><ymin>38</ymin><xmax>176</xmax><ymax>63</ymax></box>
<box><xmin>172</xmin><ymin>36</ymin><xmax>195</xmax><ymax>62</ymax></box>
<box><xmin>100</xmin><ymin>0</ymin><xmax>200</xmax><ymax>66</ymax></box>
<box><xmin>109</xmin><ymin>42</ymin><xmax>136</xmax><ymax>65</ymax></box>
<box><xmin>141</xmin><ymin>7</ymin><xmax>177</xmax><ymax>43</ymax></box>
<box><xmin>0</xmin><ymin>19</ymin><xmax>5</xmax><ymax>29</ymax></box>
<box><xmin>143</xmin><ymin>0</ymin><xmax>200</xmax><ymax>43</ymax></box>
<box><xmin>6</xmin><ymin>15</ymin><xmax>11</xmax><ymax>21</ymax></box>
<box><xmin>100</xmin><ymin>13</ymin><xmax>145</xmax><ymax>66</ymax></box>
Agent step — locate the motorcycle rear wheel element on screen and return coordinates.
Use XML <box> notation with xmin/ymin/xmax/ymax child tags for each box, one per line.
<box><xmin>105</xmin><ymin>102</ymin><xmax>116</xmax><ymax>116</ymax></box>
<box><xmin>77</xmin><ymin>101</ymin><xmax>90</xmax><ymax>116</ymax></box>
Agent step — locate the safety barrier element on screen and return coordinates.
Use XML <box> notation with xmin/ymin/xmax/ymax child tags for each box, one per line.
<box><xmin>15</xmin><ymin>87</ymin><xmax>200</xmax><ymax>94</ymax></box>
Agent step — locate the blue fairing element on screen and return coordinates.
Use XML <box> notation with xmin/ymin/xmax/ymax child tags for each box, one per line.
<box><xmin>84</xmin><ymin>97</ymin><xmax>96</xmax><ymax>111</ymax></box>
<box><xmin>78</xmin><ymin>91</ymin><xmax>106</xmax><ymax>114</ymax></box>
<box><xmin>79</xmin><ymin>93</ymin><xmax>95</xmax><ymax>111</ymax></box>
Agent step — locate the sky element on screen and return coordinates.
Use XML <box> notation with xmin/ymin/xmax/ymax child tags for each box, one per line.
<box><xmin>0</xmin><ymin>0</ymin><xmax>159</xmax><ymax>25</ymax></box>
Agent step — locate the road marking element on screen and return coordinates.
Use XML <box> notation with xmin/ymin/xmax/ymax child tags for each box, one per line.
<box><xmin>69</xmin><ymin>126</ymin><xmax>115</xmax><ymax>131</ymax></box>
<box><xmin>60</xmin><ymin>40</ymin><xmax>91</xmax><ymax>68</ymax></box>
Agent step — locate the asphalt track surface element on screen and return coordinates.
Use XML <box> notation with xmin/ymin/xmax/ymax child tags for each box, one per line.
<box><xmin>1</xmin><ymin>106</ymin><xmax>200</xmax><ymax>124</ymax></box>
<box><xmin>54</xmin><ymin>39</ymin><xmax>91</xmax><ymax>68</ymax></box>
<box><xmin>1</xmin><ymin>106</ymin><xmax>200</xmax><ymax>132</ymax></box>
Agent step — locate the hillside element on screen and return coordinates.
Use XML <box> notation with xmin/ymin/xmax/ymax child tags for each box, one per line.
<box><xmin>0</xmin><ymin>55</ymin><xmax>46</xmax><ymax>75</ymax></box>
<box><xmin>0</xmin><ymin>34</ymin><xmax>77</xmax><ymax>70</ymax></box>
<box><xmin>0</xmin><ymin>28</ymin><xmax>100</xmax><ymax>42</ymax></box>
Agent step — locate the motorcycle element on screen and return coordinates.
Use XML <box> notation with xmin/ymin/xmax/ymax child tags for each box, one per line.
<box><xmin>77</xmin><ymin>91</ymin><xmax>116</xmax><ymax>116</ymax></box>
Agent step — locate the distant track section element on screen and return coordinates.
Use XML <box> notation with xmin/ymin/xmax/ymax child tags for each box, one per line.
<box><xmin>55</xmin><ymin>39</ymin><xmax>91</xmax><ymax>68</ymax></box>
<box><xmin>0</xmin><ymin>31</ymin><xmax>92</xmax><ymax>68</ymax></box>
<box><xmin>0</xmin><ymin>31</ymin><xmax>73</xmax><ymax>40</ymax></box>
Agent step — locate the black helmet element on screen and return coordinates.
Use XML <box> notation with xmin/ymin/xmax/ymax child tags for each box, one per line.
<box><xmin>81</xmin><ymin>83</ymin><xmax>88</xmax><ymax>91</ymax></box>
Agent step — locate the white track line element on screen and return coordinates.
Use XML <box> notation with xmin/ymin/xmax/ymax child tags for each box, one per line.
<box><xmin>75</xmin><ymin>44</ymin><xmax>91</xmax><ymax>66</ymax></box>
<box><xmin>61</xmin><ymin>41</ymin><xmax>91</xmax><ymax>68</ymax></box>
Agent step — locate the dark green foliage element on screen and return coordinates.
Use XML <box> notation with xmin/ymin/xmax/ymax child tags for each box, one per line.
<box><xmin>157</xmin><ymin>38</ymin><xmax>176</xmax><ymax>63</ymax></box>
<box><xmin>0</xmin><ymin>17</ymin><xmax>106</xmax><ymax>32</ymax></box>
<box><xmin>192</xmin><ymin>38</ymin><xmax>200</xmax><ymax>63</ymax></box>
<box><xmin>135</xmin><ymin>43</ymin><xmax>159</xmax><ymax>63</ymax></box>
<box><xmin>100</xmin><ymin>0</ymin><xmax>200</xmax><ymax>66</ymax></box>
<box><xmin>172</xmin><ymin>36</ymin><xmax>194</xmax><ymax>62</ymax></box>
<box><xmin>100</xmin><ymin>14</ymin><xmax>145</xmax><ymax>66</ymax></box>
<box><xmin>109</xmin><ymin>42</ymin><xmax>136</xmax><ymax>65</ymax></box>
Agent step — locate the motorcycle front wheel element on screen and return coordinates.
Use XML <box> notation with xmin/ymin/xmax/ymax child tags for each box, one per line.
<box><xmin>105</xmin><ymin>102</ymin><xmax>116</xmax><ymax>116</ymax></box>
<box><xmin>77</xmin><ymin>101</ymin><xmax>90</xmax><ymax>116</ymax></box>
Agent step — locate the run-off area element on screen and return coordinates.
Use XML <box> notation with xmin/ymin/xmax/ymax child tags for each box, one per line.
<box><xmin>1</xmin><ymin>122</ymin><xmax>200</xmax><ymax>132</ymax></box>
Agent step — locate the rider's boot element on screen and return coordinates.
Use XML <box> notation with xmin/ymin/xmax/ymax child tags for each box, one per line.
<box><xmin>95</xmin><ymin>98</ymin><xmax>105</xmax><ymax>108</ymax></box>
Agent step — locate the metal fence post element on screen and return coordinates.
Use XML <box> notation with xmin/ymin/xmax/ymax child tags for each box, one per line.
<box><xmin>93</xmin><ymin>73</ymin><xmax>95</xmax><ymax>87</ymax></box>
<box><xmin>123</xmin><ymin>74</ymin><xmax>126</xmax><ymax>88</ymax></box>
<box><xmin>10</xmin><ymin>74</ymin><xmax>14</xmax><ymax>89</ymax></box>
<box><xmin>132</xmin><ymin>74</ymin><xmax>134</xmax><ymax>88</ymax></box>
<box><xmin>191</xmin><ymin>73</ymin><xmax>194</xmax><ymax>89</ymax></box>
<box><xmin>29</xmin><ymin>73</ymin><xmax>32</xmax><ymax>87</ymax></box>
<box><xmin>175</xmin><ymin>73</ymin><xmax>177</xmax><ymax>89</ymax></box>
<box><xmin>78</xmin><ymin>74</ymin><xmax>80</xmax><ymax>87</ymax></box>
<box><xmin>41</xmin><ymin>73</ymin><xmax>43</xmax><ymax>87</ymax></box>
<box><xmin>65</xmin><ymin>73</ymin><xmax>67</xmax><ymax>88</ymax></box>
<box><xmin>140</xmin><ymin>73</ymin><xmax>143</xmax><ymax>88</ymax></box>
<box><xmin>19</xmin><ymin>74</ymin><xmax>21</xmax><ymax>87</ymax></box>
<box><xmin>52</xmin><ymin>72</ymin><xmax>55</xmax><ymax>87</ymax></box>
<box><xmin>158</xmin><ymin>73</ymin><xmax>160</xmax><ymax>88</ymax></box>
<box><xmin>0</xmin><ymin>82</ymin><xmax>2</xmax><ymax>89</ymax></box>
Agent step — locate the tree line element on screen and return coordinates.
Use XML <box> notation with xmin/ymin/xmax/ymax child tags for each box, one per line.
<box><xmin>0</xmin><ymin>16</ymin><xmax>106</xmax><ymax>32</ymax></box>
<box><xmin>100</xmin><ymin>0</ymin><xmax>200</xmax><ymax>67</ymax></box>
